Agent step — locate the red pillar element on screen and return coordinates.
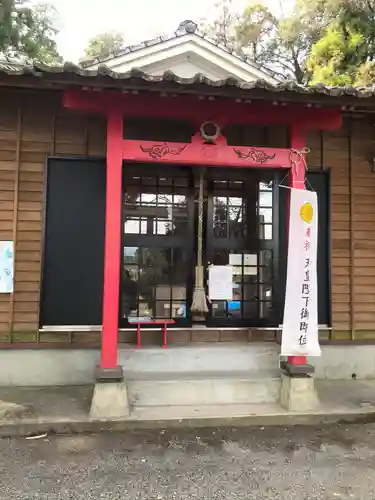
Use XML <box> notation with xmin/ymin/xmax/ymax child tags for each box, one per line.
<box><xmin>287</xmin><ymin>125</ymin><xmax>308</xmax><ymax>367</ymax></box>
<box><xmin>100</xmin><ymin>111</ymin><xmax>123</xmax><ymax>372</ymax></box>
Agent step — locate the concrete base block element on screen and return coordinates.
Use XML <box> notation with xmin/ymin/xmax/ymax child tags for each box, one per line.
<box><xmin>279</xmin><ymin>372</ymin><xmax>319</xmax><ymax>412</ymax></box>
<box><xmin>0</xmin><ymin>400</ymin><xmax>29</xmax><ymax>420</ymax></box>
<box><xmin>89</xmin><ymin>382</ymin><xmax>130</xmax><ymax>420</ymax></box>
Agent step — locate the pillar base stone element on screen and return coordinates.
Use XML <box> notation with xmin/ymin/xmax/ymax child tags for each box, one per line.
<box><xmin>279</xmin><ymin>372</ymin><xmax>319</xmax><ymax>412</ymax></box>
<box><xmin>94</xmin><ymin>365</ymin><xmax>124</xmax><ymax>382</ymax></box>
<box><xmin>89</xmin><ymin>382</ymin><xmax>130</xmax><ymax>419</ymax></box>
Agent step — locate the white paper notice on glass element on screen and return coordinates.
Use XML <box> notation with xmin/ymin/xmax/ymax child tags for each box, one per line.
<box><xmin>209</xmin><ymin>265</ymin><xmax>233</xmax><ymax>301</ymax></box>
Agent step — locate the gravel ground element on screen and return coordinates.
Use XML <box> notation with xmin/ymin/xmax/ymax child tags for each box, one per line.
<box><xmin>0</xmin><ymin>423</ymin><xmax>375</xmax><ymax>499</ymax></box>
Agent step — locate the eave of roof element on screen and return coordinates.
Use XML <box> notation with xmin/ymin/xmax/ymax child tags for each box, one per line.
<box><xmin>1</xmin><ymin>61</ymin><xmax>375</xmax><ymax>109</ymax></box>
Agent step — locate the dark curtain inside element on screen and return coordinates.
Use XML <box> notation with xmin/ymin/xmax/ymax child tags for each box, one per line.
<box><xmin>40</xmin><ymin>158</ymin><xmax>106</xmax><ymax>326</ymax></box>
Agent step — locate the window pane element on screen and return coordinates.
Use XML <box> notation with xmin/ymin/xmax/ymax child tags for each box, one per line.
<box><xmin>121</xmin><ymin>245</ymin><xmax>188</xmax><ymax>321</ymax></box>
<box><xmin>124</xmin><ymin>247</ymin><xmax>138</xmax><ymax>263</ymax></box>
<box><xmin>259</xmin><ymin>224</ymin><xmax>272</xmax><ymax>240</ymax></box>
<box><xmin>259</xmin><ymin>207</ymin><xmax>272</xmax><ymax>223</ymax></box>
<box><xmin>124</xmin><ymin>218</ymin><xmax>139</xmax><ymax>234</ymax></box>
<box><xmin>123</xmin><ymin>171</ymin><xmax>189</xmax><ymax>237</ymax></box>
<box><xmin>259</xmin><ymin>191</ymin><xmax>272</xmax><ymax>207</ymax></box>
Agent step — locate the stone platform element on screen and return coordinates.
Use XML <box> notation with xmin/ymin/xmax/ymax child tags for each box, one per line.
<box><xmin>1</xmin><ymin>379</ymin><xmax>375</xmax><ymax>437</ymax></box>
<box><xmin>1</xmin><ymin>341</ymin><xmax>375</xmax><ymax>387</ymax></box>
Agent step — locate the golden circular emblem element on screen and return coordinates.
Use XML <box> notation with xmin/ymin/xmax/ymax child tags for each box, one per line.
<box><xmin>300</xmin><ymin>202</ymin><xmax>313</xmax><ymax>224</ymax></box>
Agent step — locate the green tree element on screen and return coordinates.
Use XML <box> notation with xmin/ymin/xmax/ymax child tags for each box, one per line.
<box><xmin>269</xmin><ymin>0</ymin><xmax>334</xmax><ymax>83</ymax></box>
<box><xmin>200</xmin><ymin>0</ymin><xmax>238</xmax><ymax>48</ymax></box>
<box><xmin>307</xmin><ymin>0</ymin><xmax>375</xmax><ymax>85</ymax></box>
<box><xmin>235</xmin><ymin>4</ymin><xmax>276</xmax><ymax>64</ymax></box>
<box><xmin>0</xmin><ymin>0</ymin><xmax>62</xmax><ymax>63</ymax></box>
<box><xmin>84</xmin><ymin>32</ymin><xmax>125</xmax><ymax>59</ymax></box>
<box><xmin>355</xmin><ymin>61</ymin><xmax>375</xmax><ymax>86</ymax></box>
<box><xmin>206</xmin><ymin>0</ymin><xmax>375</xmax><ymax>84</ymax></box>
<box><xmin>307</xmin><ymin>22</ymin><xmax>363</xmax><ymax>85</ymax></box>
<box><xmin>203</xmin><ymin>0</ymin><xmax>335</xmax><ymax>83</ymax></box>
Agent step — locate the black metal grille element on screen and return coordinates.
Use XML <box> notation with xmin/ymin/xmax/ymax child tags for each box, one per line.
<box><xmin>206</xmin><ymin>172</ymin><xmax>277</xmax><ymax>326</ymax></box>
<box><xmin>121</xmin><ymin>166</ymin><xmax>280</xmax><ymax>327</ymax></box>
<box><xmin>122</xmin><ymin>246</ymin><xmax>189</xmax><ymax>320</ymax></box>
<box><xmin>121</xmin><ymin>166</ymin><xmax>193</xmax><ymax>326</ymax></box>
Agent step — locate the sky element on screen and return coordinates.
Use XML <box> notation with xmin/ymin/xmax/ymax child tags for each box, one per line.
<box><xmin>45</xmin><ymin>0</ymin><xmax>291</xmax><ymax>62</ymax></box>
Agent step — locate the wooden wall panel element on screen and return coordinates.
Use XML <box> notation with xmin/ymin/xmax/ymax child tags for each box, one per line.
<box><xmin>54</xmin><ymin>113</ymin><xmax>88</xmax><ymax>156</ymax></box>
<box><xmin>308</xmin><ymin>124</ymin><xmax>352</xmax><ymax>335</ymax></box>
<box><xmin>350</xmin><ymin>119</ymin><xmax>375</xmax><ymax>336</ymax></box>
<box><xmin>14</xmin><ymin>108</ymin><xmax>53</xmax><ymax>334</ymax></box>
<box><xmin>0</xmin><ymin>89</ymin><xmax>106</xmax><ymax>343</ymax></box>
<box><xmin>87</xmin><ymin>116</ymin><xmax>106</xmax><ymax>157</ymax></box>
<box><xmin>309</xmin><ymin>118</ymin><xmax>375</xmax><ymax>340</ymax></box>
<box><xmin>325</xmin><ymin>125</ymin><xmax>351</xmax><ymax>333</ymax></box>
<box><xmin>0</xmin><ymin>102</ymin><xmax>18</xmax><ymax>338</ymax></box>
<box><xmin>307</xmin><ymin>130</ymin><xmax>322</xmax><ymax>167</ymax></box>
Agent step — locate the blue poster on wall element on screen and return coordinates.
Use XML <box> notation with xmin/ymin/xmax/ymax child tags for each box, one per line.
<box><xmin>0</xmin><ymin>241</ymin><xmax>14</xmax><ymax>293</ymax></box>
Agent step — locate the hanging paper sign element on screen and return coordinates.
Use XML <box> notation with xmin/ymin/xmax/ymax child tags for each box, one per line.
<box><xmin>0</xmin><ymin>241</ymin><xmax>14</xmax><ymax>293</ymax></box>
<box><xmin>209</xmin><ymin>265</ymin><xmax>233</xmax><ymax>300</ymax></box>
<box><xmin>281</xmin><ymin>189</ymin><xmax>321</xmax><ymax>356</ymax></box>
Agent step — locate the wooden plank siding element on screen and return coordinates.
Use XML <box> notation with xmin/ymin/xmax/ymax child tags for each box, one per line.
<box><xmin>0</xmin><ymin>89</ymin><xmax>106</xmax><ymax>344</ymax></box>
<box><xmin>307</xmin><ymin>117</ymin><xmax>375</xmax><ymax>341</ymax></box>
<box><xmin>0</xmin><ymin>88</ymin><xmax>374</xmax><ymax>344</ymax></box>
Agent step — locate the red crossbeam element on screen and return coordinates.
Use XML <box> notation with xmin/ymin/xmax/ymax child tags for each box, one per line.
<box><xmin>122</xmin><ymin>134</ymin><xmax>294</xmax><ymax>169</ymax></box>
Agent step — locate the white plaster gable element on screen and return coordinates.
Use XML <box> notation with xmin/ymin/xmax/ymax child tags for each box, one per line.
<box><xmin>140</xmin><ymin>51</ymin><xmax>243</xmax><ymax>81</ymax></box>
<box><xmin>83</xmin><ymin>23</ymin><xmax>280</xmax><ymax>85</ymax></box>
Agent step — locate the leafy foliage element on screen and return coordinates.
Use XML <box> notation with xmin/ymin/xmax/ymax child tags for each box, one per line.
<box><xmin>270</xmin><ymin>0</ymin><xmax>335</xmax><ymax>82</ymax></box>
<box><xmin>84</xmin><ymin>32</ymin><xmax>125</xmax><ymax>59</ymax></box>
<box><xmin>307</xmin><ymin>0</ymin><xmax>375</xmax><ymax>85</ymax></box>
<box><xmin>235</xmin><ymin>4</ymin><xmax>276</xmax><ymax>64</ymax></box>
<box><xmin>202</xmin><ymin>0</ymin><xmax>336</xmax><ymax>83</ymax></box>
<box><xmin>203</xmin><ymin>0</ymin><xmax>375</xmax><ymax>85</ymax></box>
<box><xmin>355</xmin><ymin>61</ymin><xmax>375</xmax><ymax>86</ymax></box>
<box><xmin>0</xmin><ymin>0</ymin><xmax>62</xmax><ymax>63</ymax></box>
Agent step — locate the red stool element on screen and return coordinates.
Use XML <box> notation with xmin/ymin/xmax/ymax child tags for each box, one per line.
<box><xmin>128</xmin><ymin>319</ymin><xmax>176</xmax><ymax>349</ymax></box>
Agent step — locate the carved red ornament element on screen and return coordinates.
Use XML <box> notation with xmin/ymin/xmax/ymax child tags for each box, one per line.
<box><xmin>124</xmin><ymin>138</ymin><xmax>291</xmax><ymax>168</ymax></box>
<box><xmin>140</xmin><ymin>143</ymin><xmax>187</xmax><ymax>159</ymax></box>
<box><xmin>233</xmin><ymin>147</ymin><xmax>276</xmax><ymax>164</ymax></box>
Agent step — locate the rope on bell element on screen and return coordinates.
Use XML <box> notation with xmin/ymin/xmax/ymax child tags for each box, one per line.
<box><xmin>191</xmin><ymin>168</ymin><xmax>209</xmax><ymax>313</ymax></box>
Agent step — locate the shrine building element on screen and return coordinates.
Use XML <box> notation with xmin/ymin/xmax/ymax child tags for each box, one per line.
<box><xmin>0</xmin><ymin>21</ymin><xmax>375</xmax><ymax>417</ymax></box>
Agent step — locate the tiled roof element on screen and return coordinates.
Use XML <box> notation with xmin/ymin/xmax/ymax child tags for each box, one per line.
<box><xmin>1</xmin><ymin>60</ymin><xmax>375</xmax><ymax>105</ymax></box>
<box><xmin>0</xmin><ymin>59</ymin><xmax>27</xmax><ymax>74</ymax></box>
<box><xmin>79</xmin><ymin>20</ymin><xmax>283</xmax><ymax>82</ymax></box>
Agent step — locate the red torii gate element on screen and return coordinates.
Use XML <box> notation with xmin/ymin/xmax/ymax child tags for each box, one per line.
<box><xmin>64</xmin><ymin>88</ymin><xmax>342</xmax><ymax>379</ymax></box>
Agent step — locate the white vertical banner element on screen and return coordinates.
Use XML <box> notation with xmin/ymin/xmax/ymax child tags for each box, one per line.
<box><xmin>281</xmin><ymin>189</ymin><xmax>321</xmax><ymax>356</ymax></box>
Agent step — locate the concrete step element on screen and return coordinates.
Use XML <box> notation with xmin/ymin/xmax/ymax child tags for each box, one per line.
<box><xmin>130</xmin><ymin>402</ymin><xmax>286</xmax><ymax>422</ymax></box>
<box><xmin>127</xmin><ymin>370</ymin><xmax>281</xmax><ymax>407</ymax></box>
<box><xmin>119</xmin><ymin>342</ymin><xmax>280</xmax><ymax>377</ymax></box>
